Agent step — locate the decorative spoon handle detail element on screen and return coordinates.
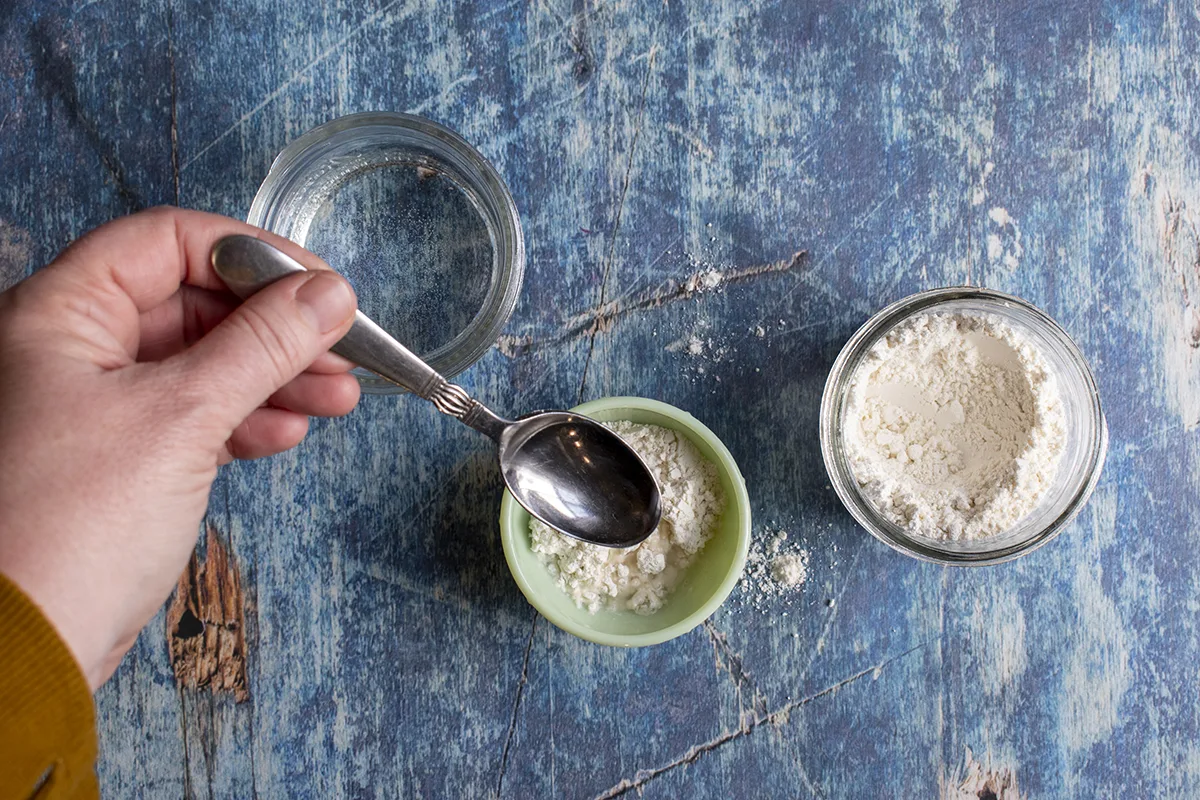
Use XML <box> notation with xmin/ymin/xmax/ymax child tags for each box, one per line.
<box><xmin>210</xmin><ymin>235</ymin><xmax>510</xmax><ymax>440</ymax></box>
<box><xmin>212</xmin><ymin>235</ymin><xmax>661</xmax><ymax>546</ymax></box>
<box><xmin>427</xmin><ymin>381</ymin><xmax>473</xmax><ymax>417</ymax></box>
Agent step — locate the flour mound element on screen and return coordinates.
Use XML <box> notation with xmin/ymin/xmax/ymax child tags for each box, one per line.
<box><xmin>530</xmin><ymin>421</ymin><xmax>725</xmax><ymax>614</ymax></box>
<box><xmin>844</xmin><ymin>312</ymin><xmax>1065</xmax><ymax>541</ymax></box>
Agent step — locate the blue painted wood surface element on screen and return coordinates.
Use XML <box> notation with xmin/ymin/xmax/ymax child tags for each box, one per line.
<box><xmin>1</xmin><ymin>0</ymin><xmax>1198</xmax><ymax>796</ymax></box>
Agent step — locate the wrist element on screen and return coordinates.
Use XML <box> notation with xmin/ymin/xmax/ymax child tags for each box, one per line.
<box><xmin>0</xmin><ymin>557</ymin><xmax>107</xmax><ymax>690</ymax></box>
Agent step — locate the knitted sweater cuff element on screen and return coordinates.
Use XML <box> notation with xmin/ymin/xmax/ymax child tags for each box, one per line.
<box><xmin>0</xmin><ymin>571</ymin><xmax>98</xmax><ymax>799</ymax></box>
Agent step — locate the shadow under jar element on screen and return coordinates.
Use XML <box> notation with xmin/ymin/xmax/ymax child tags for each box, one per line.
<box><xmin>819</xmin><ymin>287</ymin><xmax>1108</xmax><ymax>565</ymax></box>
<box><xmin>248</xmin><ymin>112</ymin><xmax>524</xmax><ymax>392</ymax></box>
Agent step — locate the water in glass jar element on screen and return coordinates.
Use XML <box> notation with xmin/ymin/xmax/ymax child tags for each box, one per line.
<box><xmin>303</xmin><ymin>163</ymin><xmax>494</xmax><ymax>360</ymax></box>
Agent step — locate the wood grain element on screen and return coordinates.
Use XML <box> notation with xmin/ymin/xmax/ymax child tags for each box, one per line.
<box><xmin>0</xmin><ymin>0</ymin><xmax>1197</xmax><ymax>796</ymax></box>
<box><xmin>166</xmin><ymin>526</ymin><xmax>249</xmax><ymax>703</ymax></box>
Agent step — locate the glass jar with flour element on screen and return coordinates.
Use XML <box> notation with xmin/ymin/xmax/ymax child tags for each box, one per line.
<box><xmin>819</xmin><ymin>287</ymin><xmax>1107</xmax><ymax>565</ymax></box>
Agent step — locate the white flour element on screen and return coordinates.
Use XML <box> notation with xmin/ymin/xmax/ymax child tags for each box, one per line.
<box><xmin>770</xmin><ymin>552</ymin><xmax>808</xmax><ymax>586</ymax></box>
<box><xmin>736</xmin><ymin>529</ymin><xmax>810</xmax><ymax>612</ymax></box>
<box><xmin>845</xmin><ymin>312</ymin><xmax>1065</xmax><ymax>541</ymax></box>
<box><xmin>530</xmin><ymin>421</ymin><xmax>725</xmax><ymax>614</ymax></box>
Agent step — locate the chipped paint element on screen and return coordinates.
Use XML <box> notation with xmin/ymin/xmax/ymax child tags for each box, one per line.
<box><xmin>0</xmin><ymin>219</ymin><xmax>32</xmax><ymax>285</ymax></box>
<box><xmin>968</xmin><ymin>588</ymin><xmax>1028</xmax><ymax>699</ymax></box>
<box><xmin>940</xmin><ymin>747</ymin><xmax>1022</xmax><ymax>800</ymax></box>
<box><xmin>165</xmin><ymin>526</ymin><xmax>249</xmax><ymax>702</ymax></box>
<box><xmin>1059</xmin><ymin>489</ymin><xmax>1130</xmax><ymax>761</ymax></box>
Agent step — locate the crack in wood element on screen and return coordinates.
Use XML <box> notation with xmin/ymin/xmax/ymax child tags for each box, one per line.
<box><xmin>166</xmin><ymin>524</ymin><xmax>249</xmax><ymax>702</ymax></box>
<box><xmin>498</xmin><ymin>249</ymin><xmax>808</xmax><ymax>359</ymax></box>
<box><xmin>568</xmin><ymin>0</ymin><xmax>596</xmax><ymax>85</ymax></box>
<box><xmin>577</xmin><ymin>40</ymin><xmax>659</xmax><ymax>402</ymax></box>
<box><xmin>494</xmin><ymin>612</ymin><xmax>539</xmax><ymax>798</ymax></box>
<box><xmin>702</xmin><ymin>620</ymin><xmax>768</xmax><ymax>728</ymax></box>
<box><xmin>594</xmin><ymin>727</ymin><xmax>750</xmax><ymax>800</ymax></box>
<box><xmin>593</xmin><ymin>640</ymin><xmax>934</xmax><ymax>799</ymax></box>
<box><xmin>1161</xmin><ymin>189</ymin><xmax>1200</xmax><ymax>348</ymax></box>
<box><xmin>203</xmin><ymin>693</ymin><xmax>217</xmax><ymax>796</ymax></box>
<box><xmin>176</xmin><ymin>684</ymin><xmax>193</xmax><ymax>798</ymax></box>
<box><xmin>28</xmin><ymin>19</ymin><xmax>144</xmax><ymax>211</ymax></box>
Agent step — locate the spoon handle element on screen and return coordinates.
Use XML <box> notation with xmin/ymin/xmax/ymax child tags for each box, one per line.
<box><xmin>210</xmin><ymin>235</ymin><xmax>481</xmax><ymax>420</ymax></box>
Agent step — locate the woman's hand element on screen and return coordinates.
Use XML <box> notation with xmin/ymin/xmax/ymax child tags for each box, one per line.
<box><xmin>0</xmin><ymin>207</ymin><xmax>360</xmax><ymax>689</ymax></box>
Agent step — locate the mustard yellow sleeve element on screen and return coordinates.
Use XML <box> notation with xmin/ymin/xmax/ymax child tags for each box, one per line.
<box><xmin>0</xmin><ymin>572</ymin><xmax>98</xmax><ymax>800</ymax></box>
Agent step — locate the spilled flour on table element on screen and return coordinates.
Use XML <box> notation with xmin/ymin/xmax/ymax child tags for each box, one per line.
<box><xmin>770</xmin><ymin>552</ymin><xmax>809</xmax><ymax>587</ymax></box>
<box><xmin>737</xmin><ymin>528</ymin><xmax>810</xmax><ymax>613</ymax></box>
<box><xmin>684</xmin><ymin>267</ymin><xmax>725</xmax><ymax>293</ymax></box>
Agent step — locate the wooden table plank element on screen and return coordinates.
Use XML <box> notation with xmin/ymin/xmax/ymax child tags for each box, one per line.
<box><xmin>1</xmin><ymin>0</ymin><xmax>1198</xmax><ymax>796</ymax></box>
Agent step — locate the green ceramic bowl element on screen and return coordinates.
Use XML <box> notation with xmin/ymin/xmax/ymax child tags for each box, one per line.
<box><xmin>499</xmin><ymin>396</ymin><xmax>751</xmax><ymax>647</ymax></box>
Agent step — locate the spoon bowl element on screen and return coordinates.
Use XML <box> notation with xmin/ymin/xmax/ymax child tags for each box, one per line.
<box><xmin>499</xmin><ymin>412</ymin><xmax>662</xmax><ymax>547</ymax></box>
<box><xmin>211</xmin><ymin>235</ymin><xmax>662</xmax><ymax>548</ymax></box>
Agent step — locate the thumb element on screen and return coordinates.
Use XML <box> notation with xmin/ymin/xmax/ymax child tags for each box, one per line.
<box><xmin>172</xmin><ymin>269</ymin><xmax>357</xmax><ymax>429</ymax></box>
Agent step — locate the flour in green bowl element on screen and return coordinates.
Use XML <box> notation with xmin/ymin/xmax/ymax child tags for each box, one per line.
<box><xmin>529</xmin><ymin>420</ymin><xmax>725</xmax><ymax>615</ymax></box>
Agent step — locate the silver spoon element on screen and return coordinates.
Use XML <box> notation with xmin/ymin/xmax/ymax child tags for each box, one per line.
<box><xmin>211</xmin><ymin>235</ymin><xmax>662</xmax><ymax>548</ymax></box>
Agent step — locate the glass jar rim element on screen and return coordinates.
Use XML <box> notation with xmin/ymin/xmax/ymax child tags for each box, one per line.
<box><xmin>819</xmin><ymin>286</ymin><xmax>1108</xmax><ymax>565</ymax></box>
<box><xmin>247</xmin><ymin>112</ymin><xmax>525</xmax><ymax>393</ymax></box>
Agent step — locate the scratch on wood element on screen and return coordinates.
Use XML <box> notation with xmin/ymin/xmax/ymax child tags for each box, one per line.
<box><xmin>525</xmin><ymin>0</ymin><xmax>605</xmax><ymax>54</ymax></box>
<box><xmin>494</xmin><ymin>612</ymin><xmax>539</xmax><ymax>798</ymax></box>
<box><xmin>477</xmin><ymin>0</ymin><xmax>524</xmax><ymax>24</ymax></box>
<box><xmin>577</xmin><ymin>43</ymin><xmax>659</xmax><ymax>401</ymax></box>
<box><xmin>166</xmin><ymin>524</ymin><xmax>249</xmax><ymax>702</ymax></box>
<box><xmin>166</xmin><ymin>0</ymin><xmax>179</xmax><ymax>205</ymax></box>
<box><xmin>180</xmin><ymin>0</ymin><xmax>410</xmax><ymax>170</ymax></box>
<box><xmin>28</xmin><ymin>19</ymin><xmax>144</xmax><ymax>211</ymax></box>
<box><xmin>795</xmin><ymin>542</ymin><xmax>862</xmax><ymax>685</ymax></box>
<box><xmin>407</xmin><ymin>71</ymin><xmax>480</xmax><ymax>116</ymax></box>
<box><xmin>357</xmin><ymin>562</ymin><xmax>471</xmax><ymax>611</ymax></box>
<box><xmin>663</xmin><ymin>122</ymin><xmax>714</xmax><ymax>160</ymax></box>
<box><xmin>702</xmin><ymin>620</ymin><xmax>768</xmax><ymax>728</ymax></box>
<box><xmin>594</xmin><ymin>640</ymin><xmax>933</xmax><ymax>799</ymax></box>
<box><xmin>497</xmin><ymin>249</ymin><xmax>808</xmax><ymax>358</ymax></box>
<box><xmin>747</xmin><ymin>187</ymin><xmax>897</xmax><ymax>332</ymax></box>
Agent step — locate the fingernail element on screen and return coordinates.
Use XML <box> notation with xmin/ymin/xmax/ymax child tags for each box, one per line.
<box><xmin>296</xmin><ymin>272</ymin><xmax>355</xmax><ymax>333</ymax></box>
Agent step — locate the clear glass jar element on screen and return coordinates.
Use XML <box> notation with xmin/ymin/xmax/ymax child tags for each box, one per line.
<box><xmin>819</xmin><ymin>287</ymin><xmax>1108</xmax><ymax>565</ymax></box>
<box><xmin>247</xmin><ymin>112</ymin><xmax>524</xmax><ymax>393</ymax></box>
